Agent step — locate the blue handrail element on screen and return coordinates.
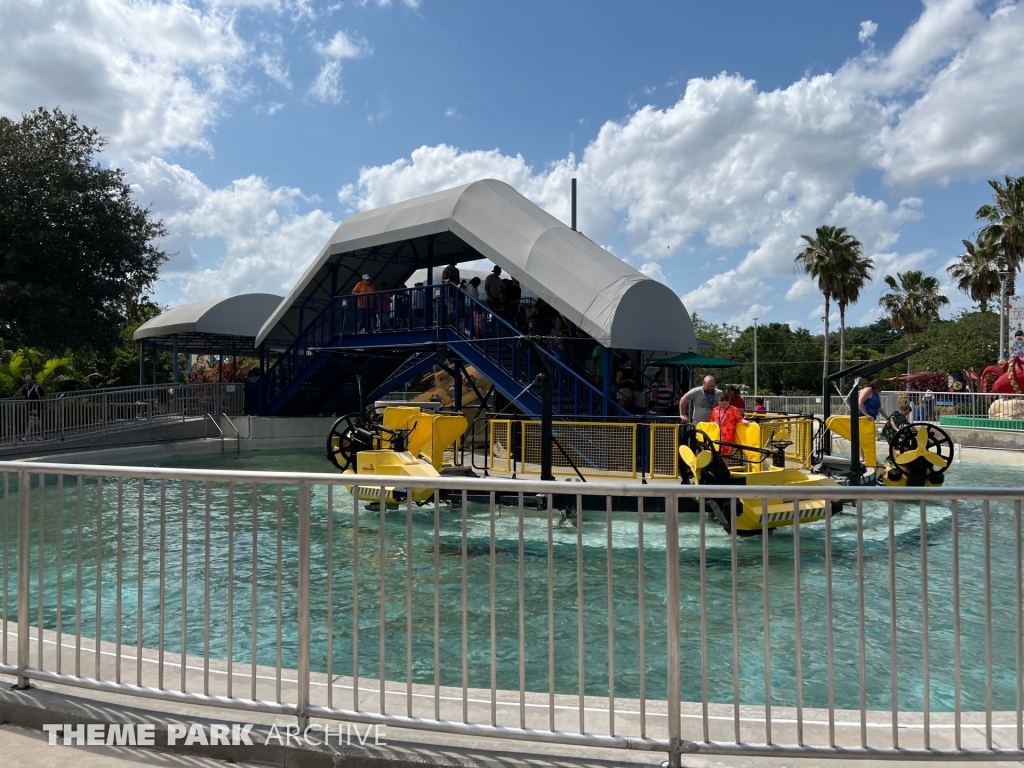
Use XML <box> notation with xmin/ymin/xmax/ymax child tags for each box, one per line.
<box><xmin>262</xmin><ymin>283</ymin><xmax>613</xmax><ymax>415</ymax></box>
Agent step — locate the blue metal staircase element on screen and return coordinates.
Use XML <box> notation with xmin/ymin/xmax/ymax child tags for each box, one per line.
<box><xmin>260</xmin><ymin>283</ymin><xmax>615</xmax><ymax>417</ymax></box>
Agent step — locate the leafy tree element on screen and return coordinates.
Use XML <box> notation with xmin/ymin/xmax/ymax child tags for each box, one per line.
<box><xmin>947</xmin><ymin>233</ymin><xmax>1001</xmax><ymax>312</ymax></box>
<box><xmin>878</xmin><ymin>271</ymin><xmax>949</xmax><ymax>336</ymax></box>
<box><xmin>0</xmin><ymin>343</ymin><xmax>92</xmax><ymax>396</ymax></box>
<box><xmin>976</xmin><ymin>174</ymin><xmax>1024</xmax><ymax>298</ymax></box>
<box><xmin>795</xmin><ymin>225</ymin><xmax>862</xmax><ymax>383</ymax></box>
<box><xmin>730</xmin><ymin>322</ymin><xmax>823</xmax><ymax>394</ymax></box>
<box><xmin>0</xmin><ymin>107</ymin><xmax>167</xmax><ymax>355</ymax></box>
<box><xmin>833</xmin><ymin>245</ymin><xmax>873</xmax><ymax>374</ymax></box>
<box><xmin>104</xmin><ymin>299</ymin><xmax>171</xmax><ymax>386</ymax></box>
<box><xmin>911</xmin><ymin>311</ymin><xmax>1000</xmax><ymax>376</ymax></box>
<box><xmin>844</xmin><ymin>318</ymin><xmax>902</xmax><ymax>353</ymax></box>
<box><xmin>689</xmin><ymin>313</ymin><xmax>739</xmax><ymax>360</ymax></box>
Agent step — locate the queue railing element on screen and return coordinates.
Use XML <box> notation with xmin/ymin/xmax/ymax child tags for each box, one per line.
<box><xmin>0</xmin><ymin>383</ymin><xmax>245</xmax><ymax>448</ymax></box>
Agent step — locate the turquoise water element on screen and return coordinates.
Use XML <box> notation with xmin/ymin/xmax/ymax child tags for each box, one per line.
<box><xmin>2</xmin><ymin>449</ymin><xmax>1023</xmax><ymax>713</ymax></box>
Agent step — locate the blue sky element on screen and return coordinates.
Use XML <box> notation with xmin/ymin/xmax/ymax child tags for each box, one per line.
<box><xmin>3</xmin><ymin>0</ymin><xmax>1024</xmax><ymax>331</ymax></box>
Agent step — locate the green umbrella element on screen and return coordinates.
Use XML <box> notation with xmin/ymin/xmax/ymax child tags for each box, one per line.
<box><xmin>658</xmin><ymin>352</ymin><xmax>740</xmax><ymax>368</ymax></box>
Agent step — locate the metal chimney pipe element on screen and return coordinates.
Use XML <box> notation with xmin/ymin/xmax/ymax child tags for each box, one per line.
<box><xmin>571</xmin><ymin>177</ymin><xmax>577</xmax><ymax>231</ymax></box>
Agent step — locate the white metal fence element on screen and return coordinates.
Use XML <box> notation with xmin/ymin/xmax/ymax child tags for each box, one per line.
<box><xmin>758</xmin><ymin>395</ymin><xmax>849</xmax><ymax>416</ymax></box>
<box><xmin>0</xmin><ymin>383</ymin><xmax>245</xmax><ymax>447</ymax></box>
<box><xmin>1</xmin><ymin>461</ymin><xmax>1023</xmax><ymax>763</ymax></box>
<box><xmin>887</xmin><ymin>390</ymin><xmax>1024</xmax><ymax>430</ymax></box>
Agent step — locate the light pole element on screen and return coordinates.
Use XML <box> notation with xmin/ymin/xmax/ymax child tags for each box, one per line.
<box><xmin>753</xmin><ymin>318</ymin><xmax>759</xmax><ymax>399</ymax></box>
<box><xmin>999</xmin><ymin>272</ymin><xmax>1010</xmax><ymax>361</ymax></box>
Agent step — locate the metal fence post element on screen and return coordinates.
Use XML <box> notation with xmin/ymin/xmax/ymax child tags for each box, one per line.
<box><xmin>296</xmin><ymin>480</ymin><xmax>311</xmax><ymax>729</ymax></box>
<box><xmin>16</xmin><ymin>470</ymin><xmax>31</xmax><ymax>688</ymax></box>
<box><xmin>665</xmin><ymin>497</ymin><xmax>682</xmax><ymax>767</ymax></box>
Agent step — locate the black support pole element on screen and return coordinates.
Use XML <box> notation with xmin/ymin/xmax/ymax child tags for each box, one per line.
<box><xmin>540</xmin><ymin>372</ymin><xmax>554</xmax><ymax>481</ymax></box>
<box><xmin>848</xmin><ymin>385</ymin><xmax>861</xmax><ymax>486</ymax></box>
<box><xmin>571</xmin><ymin>178</ymin><xmax>577</xmax><ymax>231</ymax></box>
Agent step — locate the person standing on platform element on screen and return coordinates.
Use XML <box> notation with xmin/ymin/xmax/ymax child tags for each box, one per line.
<box><xmin>709</xmin><ymin>391</ymin><xmax>749</xmax><ymax>456</ymax></box>
<box><xmin>442</xmin><ymin>258</ymin><xmax>460</xmax><ymax>285</ymax></box>
<box><xmin>647</xmin><ymin>371</ymin><xmax>673</xmax><ymax>415</ymax></box>
<box><xmin>679</xmin><ymin>375</ymin><xmax>722</xmax><ymax>425</ymax></box>
<box><xmin>727</xmin><ymin>385</ymin><xmax>746</xmax><ymax>412</ymax></box>
<box><xmin>352</xmin><ymin>273</ymin><xmax>375</xmax><ymax>331</ymax></box>
<box><xmin>485</xmin><ymin>265</ymin><xmax>503</xmax><ymax>310</ymax></box>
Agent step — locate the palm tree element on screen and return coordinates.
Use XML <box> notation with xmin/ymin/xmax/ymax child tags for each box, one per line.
<box><xmin>834</xmin><ymin>246</ymin><xmax>873</xmax><ymax>375</ymax></box>
<box><xmin>878</xmin><ymin>271</ymin><xmax>950</xmax><ymax>336</ymax></box>
<box><xmin>976</xmin><ymin>175</ymin><xmax>1024</xmax><ymax>301</ymax></box>
<box><xmin>795</xmin><ymin>225</ymin><xmax>861</xmax><ymax>381</ymax></box>
<box><xmin>947</xmin><ymin>233</ymin><xmax>1001</xmax><ymax>312</ymax></box>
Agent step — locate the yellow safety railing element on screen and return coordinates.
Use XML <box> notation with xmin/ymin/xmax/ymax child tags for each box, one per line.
<box><xmin>755</xmin><ymin>413</ymin><xmax>816</xmax><ymax>467</ymax></box>
<box><xmin>649</xmin><ymin>423</ymin><xmax>680</xmax><ymax>479</ymax></box>
<box><xmin>521</xmin><ymin>420</ymin><xmax>637</xmax><ymax>479</ymax></box>
<box><xmin>489</xmin><ymin>419</ymin><xmax>512</xmax><ymax>472</ymax></box>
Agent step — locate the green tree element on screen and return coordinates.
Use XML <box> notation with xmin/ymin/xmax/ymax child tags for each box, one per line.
<box><xmin>730</xmin><ymin>322</ymin><xmax>823</xmax><ymax>394</ymax></box>
<box><xmin>878</xmin><ymin>271</ymin><xmax>949</xmax><ymax>336</ymax></box>
<box><xmin>912</xmin><ymin>311</ymin><xmax>1000</xmax><ymax>375</ymax></box>
<box><xmin>833</xmin><ymin>245</ymin><xmax>873</xmax><ymax>375</ymax></box>
<box><xmin>104</xmin><ymin>299</ymin><xmax>171</xmax><ymax>386</ymax></box>
<box><xmin>795</xmin><ymin>225</ymin><xmax>861</xmax><ymax>383</ymax></box>
<box><xmin>844</xmin><ymin>318</ymin><xmax>902</xmax><ymax>354</ymax></box>
<box><xmin>976</xmin><ymin>174</ymin><xmax>1024</xmax><ymax>299</ymax></box>
<box><xmin>0</xmin><ymin>107</ymin><xmax>167</xmax><ymax>355</ymax></box>
<box><xmin>947</xmin><ymin>233</ymin><xmax>1001</xmax><ymax>312</ymax></box>
<box><xmin>0</xmin><ymin>343</ymin><xmax>92</xmax><ymax>396</ymax></box>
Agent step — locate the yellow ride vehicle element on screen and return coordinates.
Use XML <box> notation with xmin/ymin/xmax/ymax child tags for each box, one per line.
<box><xmin>327</xmin><ymin>406</ymin><xmax>468</xmax><ymax>506</ymax></box>
<box><xmin>679</xmin><ymin>421</ymin><xmax>844</xmax><ymax>535</ymax></box>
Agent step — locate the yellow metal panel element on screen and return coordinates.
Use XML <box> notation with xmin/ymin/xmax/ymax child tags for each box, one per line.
<box><xmin>650</xmin><ymin>423</ymin><xmax>680</xmax><ymax>479</ymax></box>
<box><xmin>489</xmin><ymin>419</ymin><xmax>512</xmax><ymax>472</ymax></box>
<box><xmin>520</xmin><ymin>420</ymin><xmax>637</xmax><ymax>479</ymax></box>
<box><xmin>825</xmin><ymin>415</ymin><xmax>878</xmax><ymax>467</ymax></box>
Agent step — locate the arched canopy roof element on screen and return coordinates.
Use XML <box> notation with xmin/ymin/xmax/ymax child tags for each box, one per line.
<box><xmin>257</xmin><ymin>179</ymin><xmax>698</xmax><ymax>354</ymax></box>
<box><xmin>134</xmin><ymin>293</ymin><xmax>284</xmax><ymax>354</ymax></box>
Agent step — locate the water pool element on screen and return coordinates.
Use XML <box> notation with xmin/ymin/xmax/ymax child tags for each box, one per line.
<box><xmin>3</xmin><ymin>449</ymin><xmax>1022</xmax><ymax>714</ymax></box>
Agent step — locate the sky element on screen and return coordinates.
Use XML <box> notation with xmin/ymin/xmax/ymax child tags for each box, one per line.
<box><xmin>3</xmin><ymin>0</ymin><xmax>1024</xmax><ymax>332</ymax></box>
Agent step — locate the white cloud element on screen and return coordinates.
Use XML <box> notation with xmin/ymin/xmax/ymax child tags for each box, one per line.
<box><xmin>859</xmin><ymin>20</ymin><xmax>878</xmax><ymax>43</ymax></box>
<box><xmin>638</xmin><ymin>262</ymin><xmax>667</xmax><ymax>283</ymax></box>
<box><xmin>878</xmin><ymin>2</ymin><xmax>1024</xmax><ymax>185</ymax></box>
<box><xmin>129</xmin><ymin>157</ymin><xmax>340</xmax><ymax>301</ymax></box>
<box><xmin>309</xmin><ymin>60</ymin><xmax>343</xmax><ymax>104</ymax></box>
<box><xmin>334</xmin><ymin>0</ymin><xmax>1024</xmax><ymax>323</ymax></box>
<box><xmin>315</xmin><ymin>30</ymin><xmax>371</xmax><ymax>60</ymax></box>
<box><xmin>0</xmin><ymin>0</ymin><xmax>247</xmax><ymax>157</ymax></box>
<box><xmin>728</xmin><ymin>303</ymin><xmax>772</xmax><ymax>329</ymax></box>
<box><xmin>785</xmin><ymin>279</ymin><xmax>817</xmax><ymax>302</ymax></box>
<box><xmin>444</xmin><ymin>106</ymin><xmax>461</xmax><ymax>118</ymax></box>
<box><xmin>258</xmin><ymin>52</ymin><xmax>291</xmax><ymax>89</ymax></box>
<box><xmin>309</xmin><ymin>30</ymin><xmax>371</xmax><ymax>104</ymax></box>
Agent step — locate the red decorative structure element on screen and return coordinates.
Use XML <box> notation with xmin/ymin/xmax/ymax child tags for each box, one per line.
<box><xmin>979</xmin><ymin>357</ymin><xmax>1024</xmax><ymax>395</ymax></box>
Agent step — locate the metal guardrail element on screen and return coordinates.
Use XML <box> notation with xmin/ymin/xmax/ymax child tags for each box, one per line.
<box><xmin>887</xmin><ymin>390</ymin><xmax>1024</xmax><ymax>430</ymax></box>
<box><xmin>2</xmin><ymin>462</ymin><xmax>1023</xmax><ymax>763</ymax></box>
<box><xmin>0</xmin><ymin>383</ymin><xmax>245</xmax><ymax>447</ymax></box>
<box><xmin>758</xmin><ymin>395</ymin><xmax>850</xmax><ymax>416</ymax></box>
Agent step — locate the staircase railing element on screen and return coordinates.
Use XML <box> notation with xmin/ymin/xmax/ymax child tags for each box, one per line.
<box><xmin>261</xmin><ymin>283</ymin><xmax>614</xmax><ymax>416</ymax></box>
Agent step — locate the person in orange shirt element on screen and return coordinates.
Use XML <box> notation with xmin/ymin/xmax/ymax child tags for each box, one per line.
<box><xmin>709</xmin><ymin>391</ymin><xmax>749</xmax><ymax>456</ymax></box>
<box><xmin>352</xmin><ymin>273</ymin><xmax>375</xmax><ymax>331</ymax></box>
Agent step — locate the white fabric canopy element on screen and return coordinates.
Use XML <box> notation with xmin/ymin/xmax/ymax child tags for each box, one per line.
<box><xmin>257</xmin><ymin>180</ymin><xmax>698</xmax><ymax>353</ymax></box>
<box><xmin>135</xmin><ymin>293</ymin><xmax>284</xmax><ymax>341</ymax></box>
